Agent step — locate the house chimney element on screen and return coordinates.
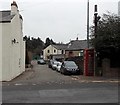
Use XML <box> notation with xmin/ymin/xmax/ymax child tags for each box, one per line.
<box><xmin>11</xmin><ymin>1</ymin><xmax>18</xmax><ymax>15</ymax></box>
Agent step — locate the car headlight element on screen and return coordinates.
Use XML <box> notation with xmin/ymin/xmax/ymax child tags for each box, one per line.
<box><xmin>66</xmin><ymin>68</ymin><xmax>70</xmax><ymax>71</ymax></box>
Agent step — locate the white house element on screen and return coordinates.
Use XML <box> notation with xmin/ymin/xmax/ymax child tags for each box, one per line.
<box><xmin>43</xmin><ymin>44</ymin><xmax>68</xmax><ymax>60</ymax></box>
<box><xmin>0</xmin><ymin>1</ymin><xmax>25</xmax><ymax>81</ymax></box>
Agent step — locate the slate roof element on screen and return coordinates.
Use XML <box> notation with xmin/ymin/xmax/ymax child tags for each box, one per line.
<box><xmin>52</xmin><ymin>44</ymin><xmax>68</xmax><ymax>50</ymax></box>
<box><xmin>66</xmin><ymin>40</ymin><xmax>88</xmax><ymax>51</ymax></box>
<box><xmin>0</xmin><ymin>10</ymin><xmax>23</xmax><ymax>23</ymax></box>
<box><xmin>0</xmin><ymin>11</ymin><xmax>13</xmax><ymax>23</ymax></box>
<box><xmin>51</xmin><ymin>40</ymin><xmax>87</xmax><ymax>51</ymax></box>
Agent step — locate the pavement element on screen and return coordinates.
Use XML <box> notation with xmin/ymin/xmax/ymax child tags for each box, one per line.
<box><xmin>71</xmin><ymin>75</ymin><xmax>119</xmax><ymax>83</ymax></box>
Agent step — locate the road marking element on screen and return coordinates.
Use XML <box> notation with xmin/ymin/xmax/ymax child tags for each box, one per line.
<box><xmin>32</xmin><ymin>84</ymin><xmax>36</xmax><ymax>85</ymax></box>
<box><xmin>14</xmin><ymin>83</ymin><xmax>22</xmax><ymax>86</ymax></box>
<box><xmin>77</xmin><ymin>80</ymin><xmax>119</xmax><ymax>83</ymax></box>
<box><xmin>71</xmin><ymin>76</ymin><xmax>119</xmax><ymax>83</ymax></box>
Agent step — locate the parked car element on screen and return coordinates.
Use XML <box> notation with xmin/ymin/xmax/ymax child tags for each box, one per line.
<box><xmin>48</xmin><ymin>60</ymin><xmax>53</xmax><ymax>68</ymax></box>
<box><xmin>37</xmin><ymin>59</ymin><xmax>46</xmax><ymax>65</ymax></box>
<box><xmin>51</xmin><ymin>61</ymin><xmax>59</xmax><ymax>70</ymax></box>
<box><xmin>56</xmin><ymin>62</ymin><xmax>62</xmax><ymax>72</ymax></box>
<box><xmin>60</xmin><ymin>61</ymin><xmax>80</xmax><ymax>75</ymax></box>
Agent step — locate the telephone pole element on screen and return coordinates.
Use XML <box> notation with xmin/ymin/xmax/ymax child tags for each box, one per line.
<box><xmin>94</xmin><ymin>5</ymin><xmax>101</xmax><ymax>76</ymax></box>
<box><xmin>87</xmin><ymin>0</ymin><xmax>89</xmax><ymax>48</ymax></box>
<box><xmin>94</xmin><ymin>5</ymin><xmax>100</xmax><ymax>38</ymax></box>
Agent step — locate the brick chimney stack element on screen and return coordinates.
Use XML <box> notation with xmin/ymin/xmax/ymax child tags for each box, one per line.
<box><xmin>11</xmin><ymin>1</ymin><xmax>18</xmax><ymax>15</ymax></box>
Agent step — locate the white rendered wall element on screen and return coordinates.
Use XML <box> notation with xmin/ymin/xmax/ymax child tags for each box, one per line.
<box><xmin>2</xmin><ymin>23</ymin><xmax>12</xmax><ymax>81</ymax></box>
<box><xmin>1</xmin><ymin>12</ymin><xmax>25</xmax><ymax>81</ymax></box>
<box><xmin>20</xmin><ymin>19</ymin><xmax>25</xmax><ymax>73</ymax></box>
<box><xmin>43</xmin><ymin>45</ymin><xmax>58</xmax><ymax>60</ymax></box>
<box><xmin>43</xmin><ymin>45</ymin><xmax>64</xmax><ymax>60</ymax></box>
<box><xmin>57</xmin><ymin>50</ymin><xmax>63</xmax><ymax>54</ymax></box>
<box><xmin>0</xmin><ymin>21</ymin><xmax>1</xmax><ymax>105</ymax></box>
<box><xmin>0</xmin><ymin>23</ymin><xmax>2</xmax><ymax>81</ymax></box>
<box><xmin>10</xmin><ymin>11</ymin><xmax>25</xmax><ymax>80</ymax></box>
<box><xmin>43</xmin><ymin>45</ymin><xmax>53</xmax><ymax>60</ymax></box>
<box><xmin>11</xmin><ymin>13</ymin><xmax>21</xmax><ymax>79</ymax></box>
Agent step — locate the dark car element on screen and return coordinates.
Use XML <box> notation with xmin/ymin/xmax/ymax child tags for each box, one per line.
<box><xmin>37</xmin><ymin>59</ymin><xmax>46</xmax><ymax>65</ymax></box>
<box><xmin>60</xmin><ymin>61</ymin><xmax>80</xmax><ymax>75</ymax></box>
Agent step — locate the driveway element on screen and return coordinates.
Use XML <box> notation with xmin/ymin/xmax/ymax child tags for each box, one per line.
<box><xmin>2</xmin><ymin>62</ymin><xmax>119</xmax><ymax>86</ymax></box>
<box><xmin>3</xmin><ymin>63</ymin><xmax>78</xmax><ymax>86</ymax></box>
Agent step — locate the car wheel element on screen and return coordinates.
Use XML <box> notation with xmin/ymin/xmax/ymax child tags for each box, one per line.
<box><xmin>62</xmin><ymin>69</ymin><xmax>66</xmax><ymax>75</ymax></box>
<box><xmin>76</xmin><ymin>70</ymin><xmax>80</xmax><ymax>75</ymax></box>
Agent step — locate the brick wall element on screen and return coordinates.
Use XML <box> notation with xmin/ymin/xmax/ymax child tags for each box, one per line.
<box><xmin>102</xmin><ymin>58</ymin><xmax>119</xmax><ymax>77</ymax></box>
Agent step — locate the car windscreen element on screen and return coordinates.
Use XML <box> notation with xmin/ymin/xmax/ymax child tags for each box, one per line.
<box><xmin>53</xmin><ymin>62</ymin><xmax>58</xmax><ymax>65</ymax></box>
<box><xmin>65</xmin><ymin>61</ymin><xmax>77</xmax><ymax>67</ymax></box>
<box><xmin>39</xmin><ymin>59</ymin><xmax>44</xmax><ymax>62</ymax></box>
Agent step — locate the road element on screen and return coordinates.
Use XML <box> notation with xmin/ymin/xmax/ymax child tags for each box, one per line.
<box><xmin>2</xmin><ymin>64</ymin><xmax>119</xmax><ymax>103</ymax></box>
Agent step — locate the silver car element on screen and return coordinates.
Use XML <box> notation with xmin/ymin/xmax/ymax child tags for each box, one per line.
<box><xmin>51</xmin><ymin>61</ymin><xmax>59</xmax><ymax>70</ymax></box>
<box><xmin>56</xmin><ymin>62</ymin><xmax>62</xmax><ymax>72</ymax></box>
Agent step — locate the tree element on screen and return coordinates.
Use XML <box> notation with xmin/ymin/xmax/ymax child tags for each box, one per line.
<box><xmin>50</xmin><ymin>39</ymin><xmax>56</xmax><ymax>44</ymax></box>
<box><xmin>45</xmin><ymin>37</ymin><xmax>56</xmax><ymax>48</ymax></box>
<box><xmin>90</xmin><ymin>12</ymin><xmax>120</xmax><ymax>67</ymax></box>
<box><xmin>91</xmin><ymin>12</ymin><xmax>120</xmax><ymax>51</ymax></box>
<box><xmin>23</xmin><ymin>36</ymin><xmax>44</xmax><ymax>52</ymax></box>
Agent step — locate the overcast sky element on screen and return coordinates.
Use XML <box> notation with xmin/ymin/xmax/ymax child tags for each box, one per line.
<box><xmin>0</xmin><ymin>0</ymin><xmax>119</xmax><ymax>43</ymax></box>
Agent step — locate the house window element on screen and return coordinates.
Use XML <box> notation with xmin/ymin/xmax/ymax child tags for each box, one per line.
<box><xmin>54</xmin><ymin>50</ymin><xmax>56</xmax><ymax>53</ymax></box>
<box><xmin>68</xmin><ymin>51</ymin><xmax>74</xmax><ymax>57</ymax></box>
<box><xmin>79</xmin><ymin>50</ymin><xmax>84</xmax><ymax>56</ymax></box>
<box><xmin>69</xmin><ymin>51</ymin><xmax>73</xmax><ymax>54</ymax></box>
<box><xmin>47</xmin><ymin>50</ymin><xmax>50</xmax><ymax>53</ymax></box>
